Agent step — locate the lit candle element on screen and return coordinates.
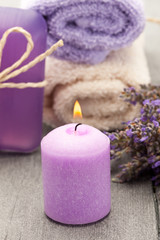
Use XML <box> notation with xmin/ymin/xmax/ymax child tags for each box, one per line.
<box><xmin>0</xmin><ymin>7</ymin><xmax>47</xmax><ymax>152</ymax></box>
<box><xmin>41</xmin><ymin>101</ymin><xmax>110</xmax><ymax>225</ymax></box>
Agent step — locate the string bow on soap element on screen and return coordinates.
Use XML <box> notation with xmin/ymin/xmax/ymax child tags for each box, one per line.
<box><xmin>0</xmin><ymin>27</ymin><xmax>63</xmax><ymax>89</ymax></box>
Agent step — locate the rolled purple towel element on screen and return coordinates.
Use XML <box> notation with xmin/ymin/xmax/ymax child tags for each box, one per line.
<box><xmin>22</xmin><ymin>0</ymin><xmax>145</xmax><ymax>64</ymax></box>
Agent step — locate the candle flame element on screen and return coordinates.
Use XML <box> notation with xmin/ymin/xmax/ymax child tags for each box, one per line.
<box><xmin>73</xmin><ymin>100</ymin><xmax>82</xmax><ymax>119</ymax></box>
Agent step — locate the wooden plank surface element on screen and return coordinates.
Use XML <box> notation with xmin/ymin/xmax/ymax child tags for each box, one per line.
<box><xmin>0</xmin><ymin>0</ymin><xmax>160</xmax><ymax>239</ymax></box>
<box><xmin>0</xmin><ymin>125</ymin><xmax>158</xmax><ymax>240</ymax></box>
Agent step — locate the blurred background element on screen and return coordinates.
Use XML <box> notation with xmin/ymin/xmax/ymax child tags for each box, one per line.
<box><xmin>0</xmin><ymin>0</ymin><xmax>21</xmax><ymax>7</ymax></box>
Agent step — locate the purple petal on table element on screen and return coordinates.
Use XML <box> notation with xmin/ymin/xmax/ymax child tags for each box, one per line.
<box><xmin>157</xmin><ymin>108</ymin><xmax>160</xmax><ymax>113</ymax></box>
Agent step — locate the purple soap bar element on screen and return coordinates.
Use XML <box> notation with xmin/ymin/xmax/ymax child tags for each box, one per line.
<box><xmin>41</xmin><ymin>123</ymin><xmax>111</xmax><ymax>225</ymax></box>
<box><xmin>0</xmin><ymin>7</ymin><xmax>47</xmax><ymax>152</ymax></box>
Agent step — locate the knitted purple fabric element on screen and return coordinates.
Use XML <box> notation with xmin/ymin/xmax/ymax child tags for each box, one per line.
<box><xmin>22</xmin><ymin>0</ymin><xmax>145</xmax><ymax>64</ymax></box>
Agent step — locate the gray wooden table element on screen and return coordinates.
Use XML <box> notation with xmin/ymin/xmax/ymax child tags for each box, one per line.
<box><xmin>0</xmin><ymin>0</ymin><xmax>160</xmax><ymax>239</ymax></box>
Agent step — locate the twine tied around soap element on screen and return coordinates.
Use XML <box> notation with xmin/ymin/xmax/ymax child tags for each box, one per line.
<box><xmin>0</xmin><ymin>27</ymin><xmax>63</xmax><ymax>89</ymax></box>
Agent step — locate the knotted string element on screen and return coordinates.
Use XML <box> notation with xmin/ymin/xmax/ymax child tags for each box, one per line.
<box><xmin>0</xmin><ymin>26</ymin><xmax>63</xmax><ymax>89</ymax></box>
<box><xmin>147</xmin><ymin>18</ymin><xmax>160</xmax><ymax>24</ymax></box>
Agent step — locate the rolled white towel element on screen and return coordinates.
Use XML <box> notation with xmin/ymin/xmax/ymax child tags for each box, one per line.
<box><xmin>44</xmin><ymin>37</ymin><xmax>150</xmax><ymax>130</ymax></box>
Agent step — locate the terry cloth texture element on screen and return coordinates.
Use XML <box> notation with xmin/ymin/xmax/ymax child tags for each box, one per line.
<box><xmin>21</xmin><ymin>0</ymin><xmax>145</xmax><ymax>64</ymax></box>
<box><xmin>43</xmin><ymin>37</ymin><xmax>150</xmax><ymax>131</ymax></box>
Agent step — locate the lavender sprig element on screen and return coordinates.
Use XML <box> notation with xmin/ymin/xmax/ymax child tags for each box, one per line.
<box><xmin>121</xmin><ymin>85</ymin><xmax>160</xmax><ymax>105</ymax></box>
<box><xmin>106</xmin><ymin>85</ymin><xmax>160</xmax><ymax>185</ymax></box>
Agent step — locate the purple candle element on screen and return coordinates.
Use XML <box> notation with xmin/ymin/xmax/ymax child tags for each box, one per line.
<box><xmin>41</xmin><ymin>123</ymin><xmax>110</xmax><ymax>225</ymax></box>
<box><xmin>0</xmin><ymin>7</ymin><xmax>47</xmax><ymax>152</ymax></box>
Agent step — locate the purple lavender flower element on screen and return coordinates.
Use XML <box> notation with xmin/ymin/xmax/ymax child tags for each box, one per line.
<box><xmin>152</xmin><ymin>99</ymin><xmax>160</xmax><ymax>106</ymax></box>
<box><xmin>154</xmin><ymin>161</ymin><xmax>160</xmax><ymax>168</ymax></box>
<box><xmin>141</xmin><ymin>116</ymin><xmax>148</xmax><ymax>122</ymax></box>
<box><xmin>126</xmin><ymin>120</ymin><xmax>132</xmax><ymax>124</ymax></box>
<box><xmin>106</xmin><ymin>85</ymin><xmax>160</xmax><ymax>185</ymax></box>
<box><xmin>129</xmin><ymin>87</ymin><xmax>135</xmax><ymax>91</ymax></box>
<box><xmin>154</xmin><ymin>168</ymin><xmax>160</xmax><ymax>174</ymax></box>
<box><xmin>153</xmin><ymin>120</ymin><xmax>159</xmax><ymax>127</ymax></box>
<box><xmin>109</xmin><ymin>134</ymin><xmax>116</xmax><ymax>141</ymax></box>
<box><xmin>134</xmin><ymin>118</ymin><xmax>139</xmax><ymax>122</ymax></box>
<box><xmin>134</xmin><ymin>137</ymin><xmax>140</xmax><ymax>143</ymax></box>
<box><xmin>130</xmin><ymin>101</ymin><xmax>137</xmax><ymax>106</ymax></box>
<box><xmin>140</xmin><ymin>136</ymin><xmax>148</xmax><ymax>142</ymax></box>
<box><xmin>141</xmin><ymin>127</ymin><xmax>146</xmax><ymax>132</ymax></box>
<box><xmin>152</xmin><ymin>176</ymin><xmax>157</xmax><ymax>181</ymax></box>
<box><xmin>111</xmin><ymin>145</ymin><xmax>117</xmax><ymax>150</ymax></box>
<box><xmin>126</xmin><ymin>129</ymin><xmax>133</xmax><ymax>137</ymax></box>
<box><xmin>150</xmin><ymin>116</ymin><xmax>156</xmax><ymax>121</ymax></box>
<box><xmin>143</xmin><ymin>99</ymin><xmax>150</xmax><ymax>105</ymax></box>
<box><xmin>148</xmin><ymin>156</ymin><xmax>156</xmax><ymax>164</ymax></box>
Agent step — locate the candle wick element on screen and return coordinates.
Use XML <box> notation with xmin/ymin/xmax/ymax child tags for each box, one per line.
<box><xmin>75</xmin><ymin>123</ymin><xmax>82</xmax><ymax>132</ymax></box>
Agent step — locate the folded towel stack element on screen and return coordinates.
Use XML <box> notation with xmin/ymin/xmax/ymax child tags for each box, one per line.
<box><xmin>44</xmin><ymin>37</ymin><xmax>150</xmax><ymax>130</ymax></box>
<box><xmin>22</xmin><ymin>0</ymin><xmax>151</xmax><ymax>130</ymax></box>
